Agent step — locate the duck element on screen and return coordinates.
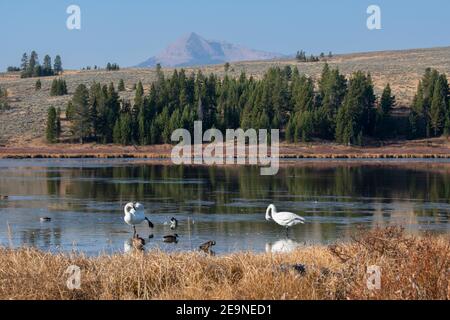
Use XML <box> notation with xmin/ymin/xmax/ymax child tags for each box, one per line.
<box><xmin>163</xmin><ymin>234</ymin><xmax>179</xmax><ymax>243</ymax></box>
<box><xmin>199</xmin><ymin>240</ymin><xmax>216</xmax><ymax>255</ymax></box>
<box><xmin>40</xmin><ymin>217</ymin><xmax>51</xmax><ymax>222</ymax></box>
<box><xmin>170</xmin><ymin>217</ymin><xmax>178</xmax><ymax>230</ymax></box>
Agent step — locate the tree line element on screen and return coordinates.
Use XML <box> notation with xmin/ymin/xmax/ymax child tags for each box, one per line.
<box><xmin>409</xmin><ymin>68</ymin><xmax>450</xmax><ymax>138</ymax></box>
<box><xmin>19</xmin><ymin>51</ymin><xmax>63</xmax><ymax>78</ymax></box>
<box><xmin>295</xmin><ymin>50</ymin><xmax>332</xmax><ymax>62</ymax></box>
<box><xmin>47</xmin><ymin>65</ymin><xmax>448</xmax><ymax>145</ymax></box>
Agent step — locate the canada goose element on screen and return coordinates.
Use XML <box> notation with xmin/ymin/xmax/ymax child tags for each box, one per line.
<box><xmin>170</xmin><ymin>217</ymin><xmax>178</xmax><ymax>230</ymax></box>
<box><xmin>279</xmin><ymin>263</ymin><xmax>307</xmax><ymax>276</ymax></box>
<box><xmin>123</xmin><ymin>202</ymin><xmax>154</xmax><ymax>237</ymax></box>
<box><xmin>265</xmin><ymin>204</ymin><xmax>305</xmax><ymax>236</ymax></box>
<box><xmin>163</xmin><ymin>234</ymin><xmax>179</xmax><ymax>243</ymax></box>
<box><xmin>132</xmin><ymin>234</ymin><xmax>146</xmax><ymax>250</ymax></box>
<box><xmin>199</xmin><ymin>240</ymin><xmax>216</xmax><ymax>255</ymax></box>
<box><xmin>40</xmin><ymin>217</ymin><xmax>51</xmax><ymax>222</ymax></box>
<box><xmin>124</xmin><ymin>234</ymin><xmax>146</xmax><ymax>253</ymax></box>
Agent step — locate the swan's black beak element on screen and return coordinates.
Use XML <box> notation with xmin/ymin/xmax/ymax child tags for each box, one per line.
<box><xmin>145</xmin><ymin>217</ymin><xmax>154</xmax><ymax>228</ymax></box>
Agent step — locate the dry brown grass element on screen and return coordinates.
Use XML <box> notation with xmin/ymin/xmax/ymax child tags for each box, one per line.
<box><xmin>0</xmin><ymin>227</ymin><xmax>448</xmax><ymax>300</ymax></box>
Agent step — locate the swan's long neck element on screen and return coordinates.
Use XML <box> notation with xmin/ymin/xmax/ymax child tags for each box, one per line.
<box><xmin>266</xmin><ymin>204</ymin><xmax>276</xmax><ymax>220</ymax></box>
<box><xmin>124</xmin><ymin>203</ymin><xmax>134</xmax><ymax>216</ymax></box>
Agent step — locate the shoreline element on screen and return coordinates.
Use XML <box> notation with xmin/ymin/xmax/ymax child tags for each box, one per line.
<box><xmin>2</xmin><ymin>139</ymin><xmax>450</xmax><ymax>160</ymax></box>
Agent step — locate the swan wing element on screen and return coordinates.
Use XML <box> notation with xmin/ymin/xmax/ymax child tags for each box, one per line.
<box><xmin>133</xmin><ymin>209</ymin><xmax>145</xmax><ymax>222</ymax></box>
<box><xmin>273</xmin><ymin>211</ymin><xmax>305</xmax><ymax>226</ymax></box>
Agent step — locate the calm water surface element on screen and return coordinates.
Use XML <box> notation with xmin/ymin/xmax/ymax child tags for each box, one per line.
<box><xmin>0</xmin><ymin>159</ymin><xmax>449</xmax><ymax>255</ymax></box>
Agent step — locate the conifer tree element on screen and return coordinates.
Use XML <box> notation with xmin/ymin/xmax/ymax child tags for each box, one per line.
<box><xmin>118</xmin><ymin>79</ymin><xmax>125</xmax><ymax>92</ymax></box>
<box><xmin>54</xmin><ymin>55</ymin><xmax>63</xmax><ymax>74</ymax></box>
<box><xmin>71</xmin><ymin>84</ymin><xmax>91</xmax><ymax>143</ymax></box>
<box><xmin>46</xmin><ymin>106</ymin><xmax>57</xmax><ymax>143</ymax></box>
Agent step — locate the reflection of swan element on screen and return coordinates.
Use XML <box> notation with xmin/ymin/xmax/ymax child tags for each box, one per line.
<box><xmin>124</xmin><ymin>202</ymin><xmax>154</xmax><ymax>236</ymax></box>
<box><xmin>265</xmin><ymin>239</ymin><xmax>301</xmax><ymax>253</ymax></box>
<box><xmin>266</xmin><ymin>204</ymin><xmax>305</xmax><ymax>236</ymax></box>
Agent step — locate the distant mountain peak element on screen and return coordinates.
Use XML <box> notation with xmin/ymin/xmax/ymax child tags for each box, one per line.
<box><xmin>136</xmin><ymin>33</ymin><xmax>283</xmax><ymax>68</ymax></box>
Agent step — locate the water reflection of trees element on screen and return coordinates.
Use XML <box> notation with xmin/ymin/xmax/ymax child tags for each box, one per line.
<box><xmin>39</xmin><ymin>164</ymin><xmax>450</xmax><ymax>218</ymax></box>
<box><xmin>21</xmin><ymin>227</ymin><xmax>62</xmax><ymax>248</ymax></box>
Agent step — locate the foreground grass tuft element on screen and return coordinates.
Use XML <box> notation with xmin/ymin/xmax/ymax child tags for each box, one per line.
<box><xmin>0</xmin><ymin>227</ymin><xmax>448</xmax><ymax>300</ymax></box>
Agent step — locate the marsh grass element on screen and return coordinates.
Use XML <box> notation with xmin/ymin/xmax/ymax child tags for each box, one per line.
<box><xmin>0</xmin><ymin>227</ymin><xmax>448</xmax><ymax>300</ymax></box>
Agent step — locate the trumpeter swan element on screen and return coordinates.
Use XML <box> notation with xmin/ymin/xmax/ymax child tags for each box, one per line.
<box><xmin>265</xmin><ymin>204</ymin><xmax>305</xmax><ymax>236</ymax></box>
<box><xmin>124</xmin><ymin>202</ymin><xmax>154</xmax><ymax>236</ymax></box>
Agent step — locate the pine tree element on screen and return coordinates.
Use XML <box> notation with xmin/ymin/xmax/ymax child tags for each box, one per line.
<box><xmin>135</xmin><ymin>81</ymin><xmax>144</xmax><ymax>107</ymax></box>
<box><xmin>376</xmin><ymin>83</ymin><xmax>396</xmax><ymax>139</ymax></box>
<box><xmin>380</xmin><ymin>84</ymin><xmax>395</xmax><ymax>116</ymax></box>
<box><xmin>20</xmin><ymin>53</ymin><xmax>28</xmax><ymax>71</ymax></box>
<box><xmin>118</xmin><ymin>79</ymin><xmax>125</xmax><ymax>92</ymax></box>
<box><xmin>103</xmin><ymin>83</ymin><xmax>120</xmax><ymax>143</ymax></box>
<box><xmin>54</xmin><ymin>55</ymin><xmax>63</xmax><ymax>74</ymax></box>
<box><xmin>335</xmin><ymin>71</ymin><xmax>375</xmax><ymax>143</ymax></box>
<box><xmin>50</xmin><ymin>79</ymin><xmax>67</xmax><ymax>96</ymax></box>
<box><xmin>66</xmin><ymin>101</ymin><xmax>75</xmax><ymax>121</ymax></box>
<box><xmin>71</xmin><ymin>84</ymin><xmax>91</xmax><ymax>143</ymax></box>
<box><xmin>113</xmin><ymin>119</ymin><xmax>121</xmax><ymax>144</ymax></box>
<box><xmin>120</xmin><ymin>113</ymin><xmax>132</xmax><ymax>145</ymax></box>
<box><xmin>28</xmin><ymin>51</ymin><xmax>38</xmax><ymax>76</ymax></box>
<box><xmin>43</xmin><ymin>55</ymin><xmax>53</xmax><ymax>76</ymax></box>
<box><xmin>46</xmin><ymin>106</ymin><xmax>57</xmax><ymax>143</ymax></box>
<box><xmin>430</xmin><ymin>75</ymin><xmax>449</xmax><ymax>136</ymax></box>
<box><xmin>50</xmin><ymin>79</ymin><xmax>58</xmax><ymax>96</ymax></box>
<box><xmin>56</xmin><ymin>107</ymin><xmax>62</xmax><ymax>138</ymax></box>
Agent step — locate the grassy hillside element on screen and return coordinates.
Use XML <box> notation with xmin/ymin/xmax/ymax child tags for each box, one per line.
<box><xmin>1</xmin><ymin>46</ymin><xmax>450</xmax><ymax>145</ymax></box>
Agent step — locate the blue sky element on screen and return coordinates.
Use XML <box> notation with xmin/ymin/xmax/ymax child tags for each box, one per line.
<box><xmin>0</xmin><ymin>0</ymin><xmax>449</xmax><ymax>70</ymax></box>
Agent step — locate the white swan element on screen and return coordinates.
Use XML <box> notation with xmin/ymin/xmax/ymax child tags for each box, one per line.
<box><xmin>124</xmin><ymin>202</ymin><xmax>154</xmax><ymax>236</ymax></box>
<box><xmin>265</xmin><ymin>204</ymin><xmax>305</xmax><ymax>236</ymax></box>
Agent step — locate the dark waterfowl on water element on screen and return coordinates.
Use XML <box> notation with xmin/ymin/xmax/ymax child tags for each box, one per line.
<box><xmin>163</xmin><ymin>234</ymin><xmax>179</xmax><ymax>243</ymax></box>
<box><xmin>40</xmin><ymin>217</ymin><xmax>51</xmax><ymax>222</ymax></box>
<box><xmin>199</xmin><ymin>240</ymin><xmax>216</xmax><ymax>255</ymax></box>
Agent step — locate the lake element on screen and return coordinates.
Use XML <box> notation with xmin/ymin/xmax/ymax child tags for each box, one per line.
<box><xmin>0</xmin><ymin>159</ymin><xmax>449</xmax><ymax>255</ymax></box>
